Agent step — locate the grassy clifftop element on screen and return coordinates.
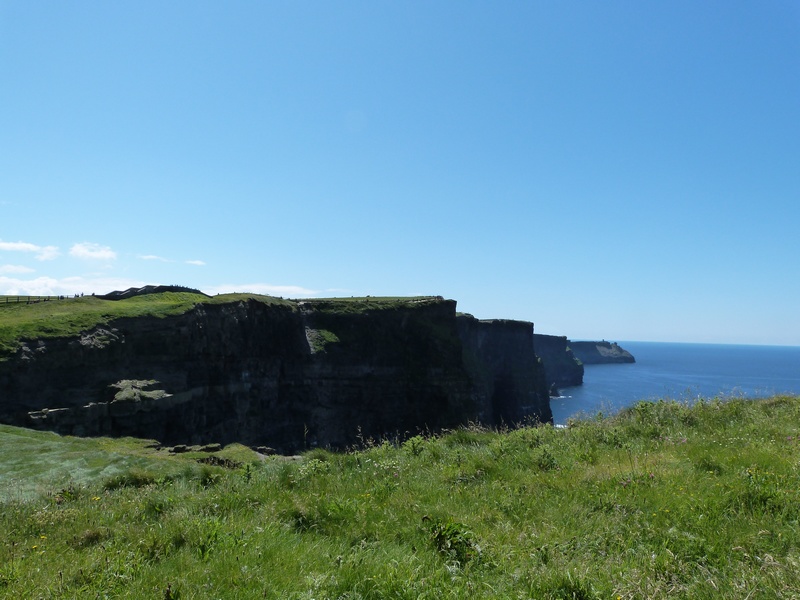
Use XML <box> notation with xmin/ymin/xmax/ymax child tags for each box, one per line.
<box><xmin>0</xmin><ymin>293</ymin><xmax>445</xmax><ymax>359</ymax></box>
<box><xmin>301</xmin><ymin>296</ymin><xmax>446</xmax><ymax>314</ymax></box>
<box><xmin>2</xmin><ymin>394</ymin><xmax>799</xmax><ymax>598</ymax></box>
<box><xmin>0</xmin><ymin>293</ymin><xmax>294</xmax><ymax>358</ymax></box>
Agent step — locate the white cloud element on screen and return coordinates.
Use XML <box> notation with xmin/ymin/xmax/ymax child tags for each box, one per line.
<box><xmin>0</xmin><ymin>241</ymin><xmax>37</xmax><ymax>253</ymax></box>
<box><xmin>139</xmin><ymin>254</ymin><xmax>171</xmax><ymax>262</ymax></box>
<box><xmin>36</xmin><ymin>246</ymin><xmax>61</xmax><ymax>260</ymax></box>
<box><xmin>0</xmin><ymin>276</ymin><xmax>60</xmax><ymax>296</ymax></box>
<box><xmin>139</xmin><ymin>255</ymin><xmax>205</xmax><ymax>266</ymax></box>
<box><xmin>203</xmin><ymin>283</ymin><xmax>320</xmax><ymax>298</ymax></box>
<box><xmin>70</xmin><ymin>242</ymin><xmax>117</xmax><ymax>261</ymax></box>
<box><xmin>0</xmin><ymin>239</ymin><xmax>60</xmax><ymax>260</ymax></box>
<box><xmin>0</xmin><ymin>275</ymin><xmax>147</xmax><ymax>296</ymax></box>
<box><xmin>0</xmin><ymin>264</ymin><xmax>35</xmax><ymax>274</ymax></box>
<box><xmin>0</xmin><ymin>275</ymin><xmax>340</xmax><ymax>301</ymax></box>
<box><xmin>37</xmin><ymin>246</ymin><xmax>60</xmax><ymax>260</ymax></box>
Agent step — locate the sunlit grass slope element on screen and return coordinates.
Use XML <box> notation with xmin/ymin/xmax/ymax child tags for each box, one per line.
<box><xmin>2</xmin><ymin>395</ymin><xmax>799</xmax><ymax>598</ymax></box>
<box><xmin>0</xmin><ymin>426</ymin><xmax>260</xmax><ymax>503</ymax></box>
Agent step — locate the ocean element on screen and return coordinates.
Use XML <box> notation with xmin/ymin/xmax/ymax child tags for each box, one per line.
<box><xmin>551</xmin><ymin>341</ymin><xmax>800</xmax><ymax>425</ymax></box>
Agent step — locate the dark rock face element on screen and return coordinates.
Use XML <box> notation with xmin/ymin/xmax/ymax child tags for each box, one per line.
<box><xmin>0</xmin><ymin>297</ymin><xmax>551</xmax><ymax>452</ymax></box>
<box><xmin>533</xmin><ymin>334</ymin><xmax>584</xmax><ymax>393</ymax></box>
<box><xmin>569</xmin><ymin>341</ymin><xmax>635</xmax><ymax>364</ymax></box>
<box><xmin>458</xmin><ymin>318</ymin><xmax>552</xmax><ymax>425</ymax></box>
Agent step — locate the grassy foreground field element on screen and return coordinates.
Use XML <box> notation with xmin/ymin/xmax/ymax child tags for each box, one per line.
<box><xmin>2</xmin><ymin>396</ymin><xmax>800</xmax><ymax>599</ymax></box>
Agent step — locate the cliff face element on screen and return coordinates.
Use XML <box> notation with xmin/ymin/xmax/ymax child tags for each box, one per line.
<box><xmin>0</xmin><ymin>297</ymin><xmax>551</xmax><ymax>452</ymax></box>
<box><xmin>458</xmin><ymin>318</ymin><xmax>552</xmax><ymax>425</ymax></box>
<box><xmin>533</xmin><ymin>334</ymin><xmax>584</xmax><ymax>392</ymax></box>
<box><xmin>569</xmin><ymin>341</ymin><xmax>635</xmax><ymax>364</ymax></box>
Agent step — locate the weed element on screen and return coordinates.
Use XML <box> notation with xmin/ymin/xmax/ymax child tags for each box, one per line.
<box><xmin>534</xmin><ymin>571</ymin><xmax>599</xmax><ymax>599</ymax></box>
<box><xmin>531</xmin><ymin>445</ymin><xmax>560</xmax><ymax>471</ymax></box>
<box><xmin>52</xmin><ymin>484</ymin><xmax>80</xmax><ymax>503</ymax></box>
<box><xmin>198</xmin><ymin>465</ymin><xmax>221</xmax><ymax>488</ymax></box>
<box><xmin>241</xmin><ymin>462</ymin><xmax>253</xmax><ymax>483</ymax></box>
<box><xmin>142</xmin><ymin>494</ymin><xmax>173</xmax><ymax>519</ymax></box>
<box><xmin>163</xmin><ymin>583</ymin><xmax>180</xmax><ymax>599</ymax></box>
<box><xmin>297</xmin><ymin>458</ymin><xmax>331</xmax><ymax>480</ymax></box>
<box><xmin>103</xmin><ymin>468</ymin><xmax>158</xmax><ymax>490</ymax></box>
<box><xmin>193</xmin><ymin>517</ymin><xmax>223</xmax><ymax>560</ymax></box>
<box><xmin>425</xmin><ymin>517</ymin><xmax>481</xmax><ymax>564</ymax></box>
<box><xmin>70</xmin><ymin>527</ymin><xmax>110</xmax><ymax>549</ymax></box>
<box><xmin>402</xmin><ymin>434</ymin><xmax>427</xmax><ymax>456</ymax></box>
<box><xmin>692</xmin><ymin>454</ymin><xmax>724</xmax><ymax>475</ymax></box>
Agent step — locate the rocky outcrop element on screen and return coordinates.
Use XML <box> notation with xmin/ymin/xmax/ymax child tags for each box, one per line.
<box><xmin>569</xmin><ymin>341</ymin><xmax>635</xmax><ymax>364</ymax></box>
<box><xmin>0</xmin><ymin>296</ymin><xmax>552</xmax><ymax>452</ymax></box>
<box><xmin>533</xmin><ymin>334</ymin><xmax>584</xmax><ymax>393</ymax></box>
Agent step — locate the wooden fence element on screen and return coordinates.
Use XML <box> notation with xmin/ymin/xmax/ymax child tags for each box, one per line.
<box><xmin>0</xmin><ymin>295</ymin><xmax>70</xmax><ymax>305</ymax></box>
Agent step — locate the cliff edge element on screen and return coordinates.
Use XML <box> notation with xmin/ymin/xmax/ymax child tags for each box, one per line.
<box><xmin>0</xmin><ymin>294</ymin><xmax>551</xmax><ymax>452</ymax></box>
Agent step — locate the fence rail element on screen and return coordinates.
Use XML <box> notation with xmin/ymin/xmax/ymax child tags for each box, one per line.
<box><xmin>0</xmin><ymin>295</ymin><xmax>74</xmax><ymax>306</ymax></box>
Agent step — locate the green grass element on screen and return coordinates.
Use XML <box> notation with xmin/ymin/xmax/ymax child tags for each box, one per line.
<box><xmin>306</xmin><ymin>328</ymin><xmax>341</xmax><ymax>353</ymax></box>
<box><xmin>0</xmin><ymin>426</ymin><xmax>256</xmax><ymax>503</ymax></box>
<box><xmin>301</xmin><ymin>296</ymin><xmax>444</xmax><ymax>314</ymax></box>
<box><xmin>0</xmin><ymin>292</ymin><xmax>294</xmax><ymax>358</ymax></box>
<box><xmin>2</xmin><ymin>395</ymin><xmax>800</xmax><ymax>598</ymax></box>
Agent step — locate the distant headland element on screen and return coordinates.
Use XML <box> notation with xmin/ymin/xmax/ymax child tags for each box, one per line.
<box><xmin>569</xmin><ymin>341</ymin><xmax>636</xmax><ymax>365</ymax></box>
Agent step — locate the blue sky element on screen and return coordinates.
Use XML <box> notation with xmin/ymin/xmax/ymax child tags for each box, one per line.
<box><xmin>1</xmin><ymin>1</ymin><xmax>799</xmax><ymax>345</ymax></box>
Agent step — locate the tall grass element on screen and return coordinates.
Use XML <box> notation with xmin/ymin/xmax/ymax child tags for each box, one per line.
<box><xmin>1</xmin><ymin>395</ymin><xmax>799</xmax><ymax>598</ymax></box>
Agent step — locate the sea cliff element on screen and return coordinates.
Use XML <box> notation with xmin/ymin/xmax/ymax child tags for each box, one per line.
<box><xmin>0</xmin><ymin>295</ymin><xmax>552</xmax><ymax>452</ymax></box>
<box><xmin>533</xmin><ymin>334</ymin><xmax>584</xmax><ymax>392</ymax></box>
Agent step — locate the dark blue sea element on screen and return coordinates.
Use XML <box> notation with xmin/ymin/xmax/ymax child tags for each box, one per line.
<box><xmin>551</xmin><ymin>342</ymin><xmax>800</xmax><ymax>425</ymax></box>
